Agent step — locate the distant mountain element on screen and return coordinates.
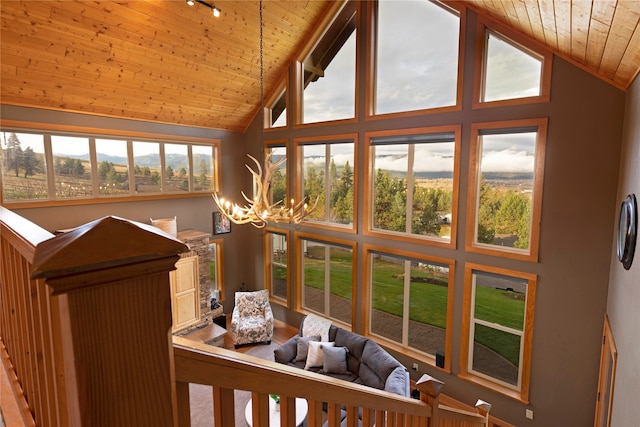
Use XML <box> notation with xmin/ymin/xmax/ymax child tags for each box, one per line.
<box><xmin>52</xmin><ymin>151</ymin><xmax>211</xmax><ymax>171</ymax></box>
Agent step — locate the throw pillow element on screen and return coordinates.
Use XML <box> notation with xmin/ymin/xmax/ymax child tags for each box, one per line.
<box><xmin>293</xmin><ymin>335</ymin><xmax>321</xmax><ymax>362</ymax></box>
<box><xmin>322</xmin><ymin>346</ymin><xmax>349</xmax><ymax>375</ymax></box>
<box><xmin>304</xmin><ymin>341</ymin><xmax>335</xmax><ymax>370</ymax></box>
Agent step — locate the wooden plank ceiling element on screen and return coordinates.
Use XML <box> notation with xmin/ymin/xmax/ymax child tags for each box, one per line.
<box><xmin>1</xmin><ymin>1</ymin><xmax>639</xmax><ymax>132</ymax></box>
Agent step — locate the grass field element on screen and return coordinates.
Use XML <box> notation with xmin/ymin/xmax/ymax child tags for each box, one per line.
<box><xmin>302</xmin><ymin>247</ymin><xmax>523</xmax><ymax>366</ymax></box>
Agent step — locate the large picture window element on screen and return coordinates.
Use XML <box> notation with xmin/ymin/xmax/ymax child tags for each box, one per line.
<box><xmin>466</xmin><ymin>119</ymin><xmax>547</xmax><ymax>261</ymax></box>
<box><xmin>366</xmin><ymin>126</ymin><xmax>460</xmax><ymax>247</ymax></box>
<box><xmin>296</xmin><ymin>135</ymin><xmax>356</xmax><ymax>231</ymax></box>
<box><xmin>301</xmin><ymin>1</ymin><xmax>356</xmax><ymax>124</ymax></box>
<box><xmin>365</xmin><ymin>246</ymin><xmax>454</xmax><ymax>369</ymax></box>
<box><xmin>461</xmin><ymin>263</ymin><xmax>536</xmax><ymax>402</ymax></box>
<box><xmin>296</xmin><ymin>233</ymin><xmax>355</xmax><ymax>327</ymax></box>
<box><xmin>373</xmin><ymin>0</ymin><xmax>461</xmax><ymax>116</ymax></box>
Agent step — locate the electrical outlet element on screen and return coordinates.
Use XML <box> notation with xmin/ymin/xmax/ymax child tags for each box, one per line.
<box><xmin>412</xmin><ymin>363</ymin><xmax>419</xmax><ymax>371</ymax></box>
<box><xmin>525</xmin><ymin>409</ymin><xmax>534</xmax><ymax>420</ymax></box>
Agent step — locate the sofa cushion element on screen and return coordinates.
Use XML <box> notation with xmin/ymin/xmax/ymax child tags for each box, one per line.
<box><xmin>274</xmin><ymin>334</ymin><xmax>299</xmax><ymax>363</ymax></box>
<box><xmin>385</xmin><ymin>366</ymin><xmax>410</xmax><ymax>397</ymax></box>
<box><xmin>334</xmin><ymin>328</ymin><xmax>367</xmax><ymax>374</ymax></box>
<box><xmin>358</xmin><ymin>341</ymin><xmax>401</xmax><ymax>390</ymax></box>
<box><xmin>305</xmin><ymin>341</ymin><xmax>335</xmax><ymax>370</ymax></box>
<box><xmin>322</xmin><ymin>346</ymin><xmax>349</xmax><ymax>375</ymax></box>
<box><xmin>294</xmin><ymin>335</ymin><xmax>321</xmax><ymax>362</ymax></box>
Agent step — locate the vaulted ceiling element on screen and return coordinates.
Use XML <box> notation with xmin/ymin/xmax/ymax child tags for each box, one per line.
<box><xmin>1</xmin><ymin>1</ymin><xmax>639</xmax><ymax>133</ymax></box>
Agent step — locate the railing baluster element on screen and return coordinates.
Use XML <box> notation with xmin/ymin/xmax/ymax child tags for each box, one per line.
<box><xmin>175</xmin><ymin>381</ymin><xmax>191</xmax><ymax>427</ymax></box>
<box><xmin>307</xmin><ymin>399</ymin><xmax>324</xmax><ymax>427</ymax></box>
<box><xmin>280</xmin><ymin>395</ymin><xmax>296</xmax><ymax>426</ymax></box>
<box><xmin>213</xmin><ymin>386</ymin><xmax>235</xmax><ymax>427</ymax></box>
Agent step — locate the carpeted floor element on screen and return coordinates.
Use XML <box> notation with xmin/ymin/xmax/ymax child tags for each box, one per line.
<box><xmin>188</xmin><ymin>342</ymin><xmax>279</xmax><ymax>427</ymax></box>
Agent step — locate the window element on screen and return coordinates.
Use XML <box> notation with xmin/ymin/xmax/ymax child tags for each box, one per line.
<box><xmin>192</xmin><ymin>144</ymin><xmax>216</xmax><ymax>192</ymax></box>
<box><xmin>474</xmin><ymin>20</ymin><xmax>551</xmax><ymax>107</ymax></box>
<box><xmin>301</xmin><ymin>1</ymin><xmax>356</xmax><ymax>124</ymax></box>
<box><xmin>133</xmin><ymin>141</ymin><xmax>161</xmax><ymax>194</ymax></box>
<box><xmin>0</xmin><ymin>132</ymin><xmax>48</xmax><ymax>201</ymax></box>
<box><xmin>96</xmin><ymin>139</ymin><xmax>129</xmax><ymax>197</ymax></box>
<box><xmin>366</xmin><ymin>126</ymin><xmax>460</xmax><ymax>247</ymax></box>
<box><xmin>297</xmin><ymin>135</ymin><xmax>356</xmax><ymax>230</ymax></box>
<box><xmin>51</xmin><ymin>135</ymin><xmax>92</xmax><ymax>199</ymax></box>
<box><xmin>0</xmin><ymin>128</ymin><xmax>218</xmax><ymax>204</ymax></box>
<box><xmin>365</xmin><ymin>246</ymin><xmax>454</xmax><ymax>369</ymax></box>
<box><xmin>373</xmin><ymin>0</ymin><xmax>461</xmax><ymax>115</ymax></box>
<box><xmin>164</xmin><ymin>143</ymin><xmax>189</xmax><ymax>193</ymax></box>
<box><xmin>268</xmin><ymin>85</ymin><xmax>287</xmax><ymax>128</ymax></box>
<box><xmin>296</xmin><ymin>233</ymin><xmax>355</xmax><ymax>326</ymax></box>
<box><xmin>466</xmin><ymin>119</ymin><xmax>547</xmax><ymax>261</ymax></box>
<box><xmin>461</xmin><ymin>263</ymin><xmax>536</xmax><ymax>402</ymax></box>
<box><xmin>265</xmin><ymin>230</ymin><xmax>289</xmax><ymax>306</ymax></box>
<box><xmin>266</xmin><ymin>143</ymin><xmax>287</xmax><ymax>206</ymax></box>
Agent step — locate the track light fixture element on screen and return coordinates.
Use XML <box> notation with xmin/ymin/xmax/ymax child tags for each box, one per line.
<box><xmin>186</xmin><ymin>0</ymin><xmax>221</xmax><ymax>17</ymax></box>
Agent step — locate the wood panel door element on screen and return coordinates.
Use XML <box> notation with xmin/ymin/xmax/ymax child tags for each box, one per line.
<box><xmin>170</xmin><ymin>255</ymin><xmax>201</xmax><ymax>332</ymax></box>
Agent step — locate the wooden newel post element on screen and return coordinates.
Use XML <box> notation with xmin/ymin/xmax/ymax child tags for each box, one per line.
<box><xmin>31</xmin><ymin>216</ymin><xmax>188</xmax><ymax>427</ymax></box>
<box><xmin>475</xmin><ymin>399</ymin><xmax>492</xmax><ymax>427</ymax></box>
<box><xmin>415</xmin><ymin>374</ymin><xmax>445</xmax><ymax>427</ymax></box>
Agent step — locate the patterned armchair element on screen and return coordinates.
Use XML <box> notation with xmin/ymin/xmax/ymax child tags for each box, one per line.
<box><xmin>231</xmin><ymin>289</ymin><xmax>274</xmax><ymax>347</ymax></box>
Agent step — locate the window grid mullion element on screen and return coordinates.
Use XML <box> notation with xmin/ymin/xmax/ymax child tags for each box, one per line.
<box><xmin>473</xmin><ymin>318</ymin><xmax>523</xmax><ymax>337</ymax></box>
<box><xmin>405</xmin><ymin>144</ymin><xmax>414</xmax><ymax>234</ymax></box>
<box><xmin>402</xmin><ymin>260</ymin><xmax>411</xmax><ymax>346</ymax></box>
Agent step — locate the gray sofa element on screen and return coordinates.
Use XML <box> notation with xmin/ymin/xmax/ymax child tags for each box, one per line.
<box><xmin>274</xmin><ymin>316</ymin><xmax>410</xmax><ymax>398</ymax></box>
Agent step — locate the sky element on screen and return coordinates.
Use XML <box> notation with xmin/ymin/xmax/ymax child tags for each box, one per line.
<box><xmin>480</xmin><ymin>132</ymin><xmax>536</xmax><ymax>173</ymax></box>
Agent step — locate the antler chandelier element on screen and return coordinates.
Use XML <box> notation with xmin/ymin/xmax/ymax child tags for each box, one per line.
<box><xmin>212</xmin><ymin>152</ymin><xmax>318</xmax><ymax>228</ymax></box>
<box><xmin>212</xmin><ymin>0</ymin><xmax>317</xmax><ymax>228</ymax></box>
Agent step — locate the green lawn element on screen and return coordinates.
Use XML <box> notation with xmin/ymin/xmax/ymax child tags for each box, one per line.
<box><xmin>302</xmin><ymin>249</ymin><xmax>524</xmax><ymax>367</ymax></box>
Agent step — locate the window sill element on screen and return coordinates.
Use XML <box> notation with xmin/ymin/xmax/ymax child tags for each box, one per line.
<box><xmin>459</xmin><ymin>372</ymin><xmax>529</xmax><ymax>404</ymax></box>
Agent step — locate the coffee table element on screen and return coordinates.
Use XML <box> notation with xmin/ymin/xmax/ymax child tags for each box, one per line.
<box><xmin>244</xmin><ymin>397</ymin><xmax>308</xmax><ymax>427</ymax></box>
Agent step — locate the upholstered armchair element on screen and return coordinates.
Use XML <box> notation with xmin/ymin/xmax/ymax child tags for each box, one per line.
<box><xmin>231</xmin><ymin>289</ymin><xmax>274</xmax><ymax>347</ymax></box>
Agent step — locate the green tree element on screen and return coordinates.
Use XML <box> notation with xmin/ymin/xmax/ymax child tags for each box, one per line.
<box><xmin>98</xmin><ymin>161</ymin><xmax>113</xmax><ymax>179</ymax></box>
<box><xmin>6</xmin><ymin>132</ymin><xmax>23</xmax><ymax>177</ymax></box>
<box><xmin>304</xmin><ymin>166</ymin><xmax>325</xmax><ymax>220</ymax></box>
<box><xmin>198</xmin><ymin>159</ymin><xmax>208</xmax><ymax>187</ymax></box>
<box><xmin>477</xmin><ymin>176</ymin><xmax>499</xmax><ymax>244</ymax></box>
<box><xmin>73</xmin><ymin>159</ymin><xmax>84</xmax><ymax>176</ymax></box>
<box><xmin>22</xmin><ymin>147</ymin><xmax>38</xmax><ymax>178</ymax></box>
<box><xmin>151</xmin><ymin>171</ymin><xmax>160</xmax><ymax>184</ymax></box>
<box><xmin>166</xmin><ymin>165</ymin><xmax>174</xmax><ymax>179</ymax></box>
<box><xmin>271</xmin><ymin>167</ymin><xmax>286</xmax><ymax>204</ymax></box>
<box><xmin>331</xmin><ymin>161</ymin><xmax>353</xmax><ymax>223</ymax></box>
<box><xmin>106</xmin><ymin>168</ymin><xmax>119</xmax><ymax>185</ymax></box>
<box><xmin>412</xmin><ymin>186</ymin><xmax>440</xmax><ymax>235</ymax></box>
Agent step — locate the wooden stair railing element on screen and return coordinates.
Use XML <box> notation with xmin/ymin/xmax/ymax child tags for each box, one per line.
<box><xmin>0</xmin><ymin>206</ymin><xmax>490</xmax><ymax>427</ymax></box>
<box><xmin>173</xmin><ymin>337</ymin><xmax>491</xmax><ymax>427</ymax></box>
<box><xmin>0</xmin><ymin>208</ymin><xmax>188</xmax><ymax>426</ymax></box>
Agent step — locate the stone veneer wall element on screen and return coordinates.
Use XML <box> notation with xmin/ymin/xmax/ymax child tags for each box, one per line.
<box><xmin>175</xmin><ymin>229</ymin><xmax>213</xmax><ymax>333</ymax></box>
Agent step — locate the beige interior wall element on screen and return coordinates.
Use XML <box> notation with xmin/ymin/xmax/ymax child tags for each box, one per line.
<box><xmin>607</xmin><ymin>74</ymin><xmax>640</xmax><ymax>427</ymax></box>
